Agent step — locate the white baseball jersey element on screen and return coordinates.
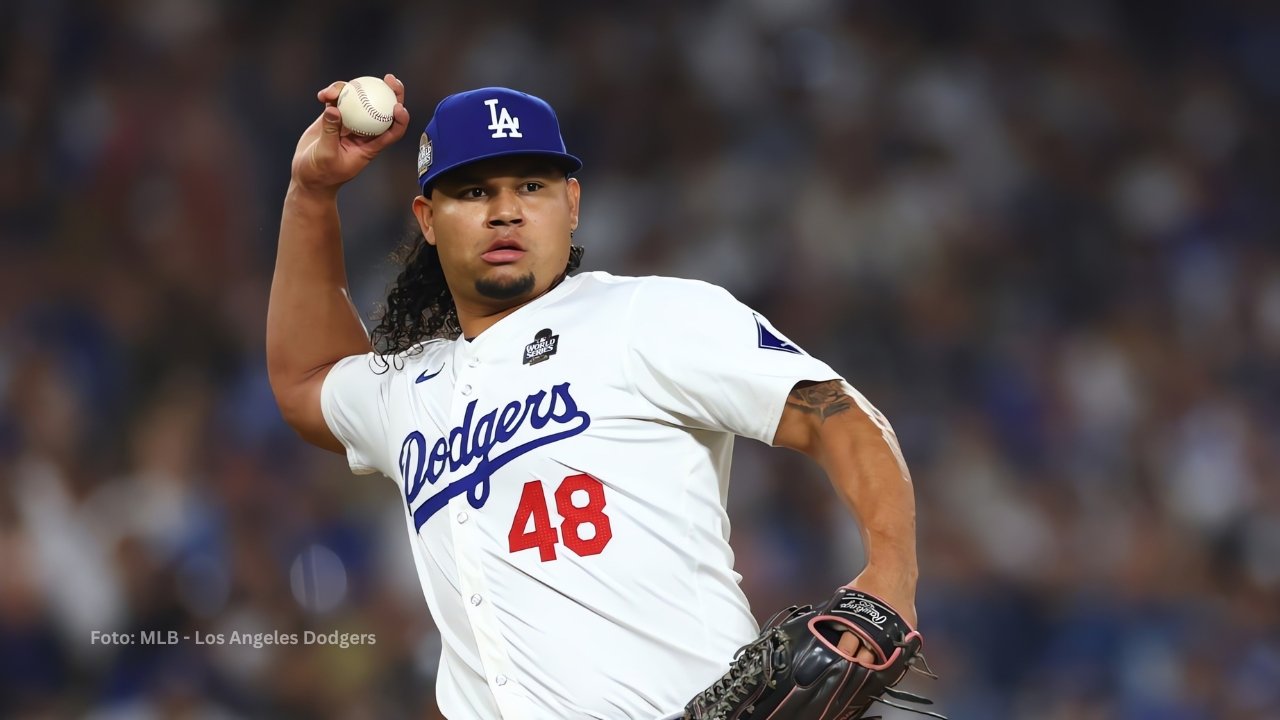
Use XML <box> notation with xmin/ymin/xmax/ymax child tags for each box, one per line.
<box><xmin>321</xmin><ymin>271</ymin><xmax>842</xmax><ymax>720</ymax></box>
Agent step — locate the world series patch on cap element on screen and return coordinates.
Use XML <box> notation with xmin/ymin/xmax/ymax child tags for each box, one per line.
<box><xmin>417</xmin><ymin>87</ymin><xmax>582</xmax><ymax>194</ymax></box>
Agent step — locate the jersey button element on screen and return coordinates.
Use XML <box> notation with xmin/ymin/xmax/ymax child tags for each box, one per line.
<box><xmin>461</xmin><ymin>384</ymin><xmax>473</xmax><ymax>396</ymax></box>
<box><xmin>470</xmin><ymin>594</ymin><xmax>482</xmax><ymax>606</ymax></box>
<box><xmin>467</xmin><ymin>358</ymin><xmax>480</xmax><ymax>368</ymax></box>
<box><xmin>495</xmin><ymin>675</ymin><xmax>507</xmax><ymax>686</ymax></box>
<box><xmin>456</xmin><ymin>511</ymin><xmax>468</xmax><ymax>524</ymax></box>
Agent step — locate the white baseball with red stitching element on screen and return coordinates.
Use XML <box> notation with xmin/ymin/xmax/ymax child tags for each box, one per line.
<box><xmin>336</xmin><ymin>76</ymin><xmax>395</xmax><ymax>136</ymax></box>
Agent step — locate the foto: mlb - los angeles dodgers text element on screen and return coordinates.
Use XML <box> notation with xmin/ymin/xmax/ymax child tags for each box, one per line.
<box><xmin>90</xmin><ymin>629</ymin><xmax>375</xmax><ymax>649</ymax></box>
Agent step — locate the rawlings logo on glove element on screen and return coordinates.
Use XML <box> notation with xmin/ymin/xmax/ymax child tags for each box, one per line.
<box><xmin>838</xmin><ymin>598</ymin><xmax>888</xmax><ymax>628</ymax></box>
<box><xmin>683</xmin><ymin>588</ymin><xmax>944</xmax><ymax>720</ymax></box>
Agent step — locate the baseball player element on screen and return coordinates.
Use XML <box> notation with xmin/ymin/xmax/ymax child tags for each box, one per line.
<box><xmin>267</xmin><ymin>75</ymin><xmax>925</xmax><ymax>719</ymax></box>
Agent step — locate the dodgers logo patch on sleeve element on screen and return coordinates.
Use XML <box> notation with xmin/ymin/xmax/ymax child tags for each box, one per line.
<box><xmin>755</xmin><ymin>315</ymin><xmax>802</xmax><ymax>354</ymax></box>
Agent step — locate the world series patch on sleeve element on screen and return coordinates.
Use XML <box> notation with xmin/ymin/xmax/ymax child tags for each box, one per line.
<box><xmin>683</xmin><ymin>587</ymin><xmax>945</xmax><ymax>720</ymax></box>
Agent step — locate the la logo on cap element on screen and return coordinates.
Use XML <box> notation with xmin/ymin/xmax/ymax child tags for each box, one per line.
<box><xmin>485</xmin><ymin>98</ymin><xmax>522</xmax><ymax>138</ymax></box>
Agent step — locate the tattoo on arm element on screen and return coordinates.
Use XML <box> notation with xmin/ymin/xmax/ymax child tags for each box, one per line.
<box><xmin>786</xmin><ymin>380</ymin><xmax>852</xmax><ymax>423</ymax></box>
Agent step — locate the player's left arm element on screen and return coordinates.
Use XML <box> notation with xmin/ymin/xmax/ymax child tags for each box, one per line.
<box><xmin>772</xmin><ymin>378</ymin><xmax>918</xmax><ymax>654</ymax></box>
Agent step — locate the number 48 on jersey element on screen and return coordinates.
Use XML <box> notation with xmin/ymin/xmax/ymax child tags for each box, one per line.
<box><xmin>508</xmin><ymin>474</ymin><xmax>613</xmax><ymax>561</ymax></box>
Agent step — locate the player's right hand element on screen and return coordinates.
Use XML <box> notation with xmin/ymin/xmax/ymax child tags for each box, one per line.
<box><xmin>290</xmin><ymin>73</ymin><xmax>410</xmax><ymax>194</ymax></box>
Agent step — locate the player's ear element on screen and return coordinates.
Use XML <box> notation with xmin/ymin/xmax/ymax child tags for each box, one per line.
<box><xmin>412</xmin><ymin>195</ymin><xmax>436</xmax><ymax>246</ymax></box>
<box><xmin>566</xmin><ymin>177</ymin><xmax>580</xmax><ymax>233</ymax></box>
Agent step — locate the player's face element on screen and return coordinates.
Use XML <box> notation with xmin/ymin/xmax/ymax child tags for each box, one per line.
<box><xmin>415</xmin><ymin>157</ymin><xmax>580</xmax><ymax>308</ymax></box>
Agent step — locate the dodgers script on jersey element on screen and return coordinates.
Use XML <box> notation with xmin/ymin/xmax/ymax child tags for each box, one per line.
<box><xmin>321</xmin><ymin>272</ymin><xmax>842</xmax><ymax>720</ymax></box>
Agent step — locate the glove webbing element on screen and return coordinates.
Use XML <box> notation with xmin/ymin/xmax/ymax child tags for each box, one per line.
<box><xmin>684</xmin><ymin>625</ymin><xmax>790</xmax><ymax>717</ymax></box>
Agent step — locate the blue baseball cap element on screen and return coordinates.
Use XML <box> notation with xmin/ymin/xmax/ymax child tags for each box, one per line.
<box><xmin>416</xmin><ymin>87</ymin><xmax>582</xmax><ymax>195</ymax></box>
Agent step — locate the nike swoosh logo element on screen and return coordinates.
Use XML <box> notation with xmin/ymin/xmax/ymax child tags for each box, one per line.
<box><xmin>415</xmin><ymin>365</ymin><xmax>445</xmax><ymax>384</ymax></box>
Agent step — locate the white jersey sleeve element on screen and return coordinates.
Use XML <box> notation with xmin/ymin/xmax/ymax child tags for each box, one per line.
<box><xmin>320</xmin><ymin>352</ymin><xmax>394</xmax><ymax>476</ymax></box>
<box><xmin>626</xmin><ymin>277</ymin><xmax>842</xmax><ymax>444</ymax></box>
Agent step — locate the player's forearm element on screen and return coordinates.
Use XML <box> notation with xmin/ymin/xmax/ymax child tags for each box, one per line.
<box><xmin>826</xmin><ymin>431</ymin><xmax>918</xmax><ymax>582</ymax></box>
<box><xmin>266</xmin><ymin>183</ymin><xmax>372</xmax><ymax>393</ymax></box>
<box><xmin>817</xmin><ymin>398</ymin><xmax>919</xmax><ymax>587</ymax></box>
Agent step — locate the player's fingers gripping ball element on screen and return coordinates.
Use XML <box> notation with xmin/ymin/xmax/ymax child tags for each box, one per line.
<box><xmin>337</xmin><ymin>76</ymin><xmax>396</xmax><ymax>136</ymax></box>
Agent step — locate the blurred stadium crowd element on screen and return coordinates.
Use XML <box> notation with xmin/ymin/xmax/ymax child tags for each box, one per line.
<box><xmin>2</xmin><ymin>0</ymin><xmax>1278</xmax><ymax>718</ymax></box>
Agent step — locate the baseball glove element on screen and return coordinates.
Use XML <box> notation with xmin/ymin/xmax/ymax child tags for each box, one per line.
<box><xmin>683</xmin><ymin>587</ymin><xmax>944</xmax><ymax>720</ymax></box>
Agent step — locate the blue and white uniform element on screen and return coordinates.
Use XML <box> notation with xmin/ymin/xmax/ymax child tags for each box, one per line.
<box><xmin>322</xmin><ymin>272</ymin><xmax>842</xmax><ymax>719</ymax></box>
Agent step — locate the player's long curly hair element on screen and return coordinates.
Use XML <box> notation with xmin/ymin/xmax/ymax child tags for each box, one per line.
<box><xmin>369</xmin><ymin>225</ymin><xmax>584</xmax><ymax>360</ymax></box>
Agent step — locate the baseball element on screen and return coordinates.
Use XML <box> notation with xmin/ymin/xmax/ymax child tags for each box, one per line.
<box><xmin>336</xmin><ymin>76</ymin><xmax>396</xmax><ymax>136</ymax></box>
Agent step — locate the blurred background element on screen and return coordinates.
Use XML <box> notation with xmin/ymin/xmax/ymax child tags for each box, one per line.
<box><xmin>2</xmin><ymin>0</ymin><xmax>1278</xmax><ymax>718</ymax></box>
